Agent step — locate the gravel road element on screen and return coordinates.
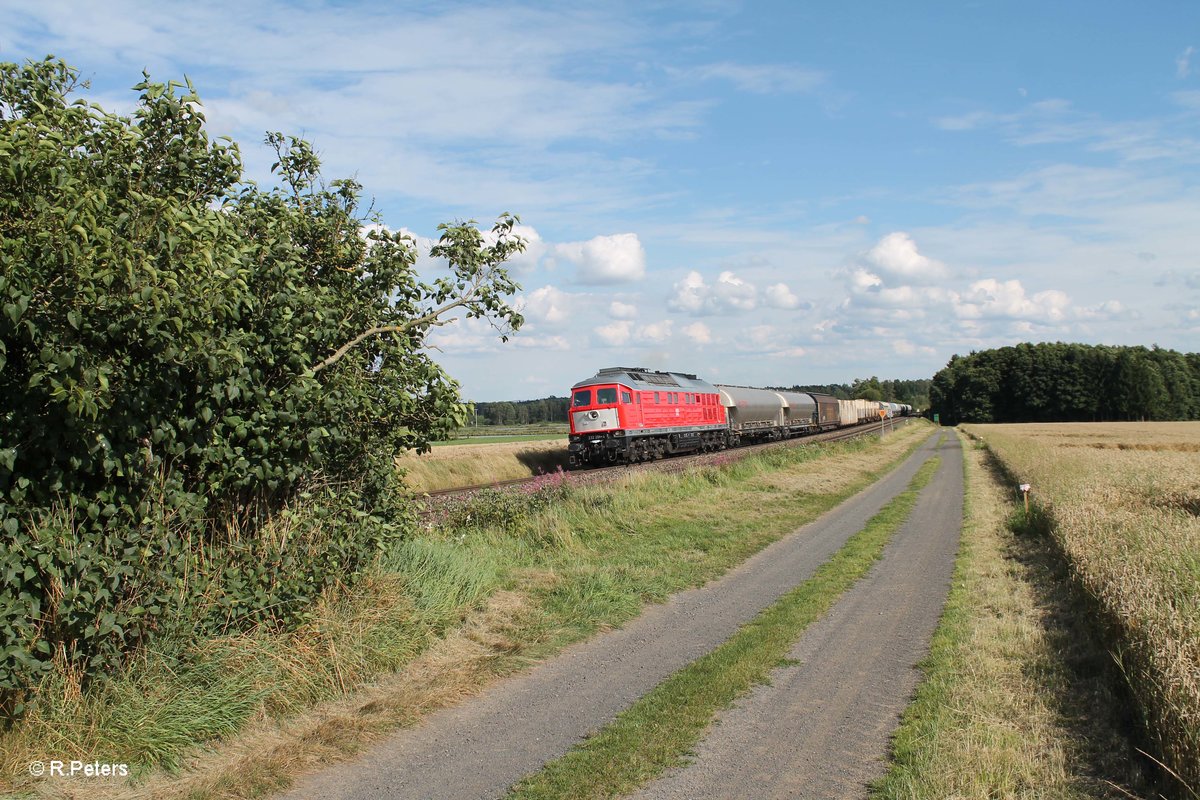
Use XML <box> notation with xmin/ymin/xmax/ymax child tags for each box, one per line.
<box><xmin>280</xmin><ymin>429</ymin><xmax>954</xmax><ymax>800</ymax></box>
<box><xmin>630</xmin><ymin>430</ymin><xmax>963</xmax><ymax>799</ymax></box>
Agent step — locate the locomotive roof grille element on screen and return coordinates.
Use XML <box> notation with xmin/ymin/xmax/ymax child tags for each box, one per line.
<box><xmin>594</xmin><ymin>366</ymin><xmax>698</xmax><ymax>386</ymax></box>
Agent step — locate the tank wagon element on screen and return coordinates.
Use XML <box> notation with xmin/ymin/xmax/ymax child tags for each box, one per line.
<box><xmin>568</xmin><ymin>367</ymin><xmax>905</xmax><ymax>468</ymax></box>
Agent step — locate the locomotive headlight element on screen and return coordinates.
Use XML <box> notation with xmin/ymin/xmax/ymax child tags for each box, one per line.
<box><xmin>588</xmin><ymin>411</ymin><xmax>599</xmax><ymax>419</ymax></box>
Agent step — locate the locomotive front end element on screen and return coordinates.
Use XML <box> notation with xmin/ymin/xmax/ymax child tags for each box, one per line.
<box><xmin>567</xmin><ymin>381</ymin><xmax>629</xmax><ymax>467</ymax></box>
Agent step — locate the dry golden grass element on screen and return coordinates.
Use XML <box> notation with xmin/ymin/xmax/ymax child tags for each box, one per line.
<box><xmin>397</xmin><ymin>439</ymin><xmax>569</xmax><ymax>493</ymax></box>
<box><xmin>961</xmin><ymin>422</ymin><xmax>1200</xmax><ymax>797</ymax></box>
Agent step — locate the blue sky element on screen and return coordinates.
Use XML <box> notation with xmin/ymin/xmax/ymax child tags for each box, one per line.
<box><xmin>4</xmin><ymin>1</ymin><xmax>1200</xmax><ymax>400</ymax></box>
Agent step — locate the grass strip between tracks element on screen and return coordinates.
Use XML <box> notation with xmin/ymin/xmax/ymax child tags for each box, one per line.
<box><xmin>506</xmin><ymin>453</ymin><xmax>943</xmax><ymax>800</ymax></box>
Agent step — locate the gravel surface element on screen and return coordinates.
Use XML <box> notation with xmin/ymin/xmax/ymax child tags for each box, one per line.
<box><xmin>280</xmin><ymin>429</ymin><xmax>948</xmax><ymax>800</ymax></box>
<box><xmin>631</xmin><ymin>430</ymin><xmax>963</xmax><ymax>800</ymax></box>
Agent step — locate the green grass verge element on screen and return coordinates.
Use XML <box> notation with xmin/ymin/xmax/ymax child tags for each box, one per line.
<box><xmin>506</xmin><ymin>454</ymin><xmax>942</xmax><ymax>800</ymax></box>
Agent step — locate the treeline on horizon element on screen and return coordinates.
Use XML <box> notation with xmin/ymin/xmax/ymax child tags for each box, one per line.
<box><xmin>469</xmin><ymin>376</ymin><xmax>932</xmax><ymax>426</ymax></box>
<box><xmin>929</xmin><ymin>342</ymin><xmax>1200</xmax><ymax>425</ymax></box>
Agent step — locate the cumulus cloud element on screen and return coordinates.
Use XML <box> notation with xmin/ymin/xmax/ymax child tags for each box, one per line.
<box><xmin>516</xmin><ymin>285</ymin><xmax>572</xmax><ymax>325</ymax></box>
<box><xmin>764</xmin><ymin>282</ymin><xmax>803</xmax><ymax>309</ymax></box>
<box><xmin>862</xmin><ymin>232</ymin><xmax>950</xmax><ymax>283</ymax></box>
<box><xmin>513</xmin><ymin>334</ymin><xmax>570</xmax><ymax>350</ymax></box>
<box><xmin>495</xmin><ymin>224</ymin><xmax>546</xmax><ymax>273</ymax></box>
<box><xmin>609</xmin><ymin>300</ymin><xmax>638</xmax><ymax>319</ymax></box>
<box><xmin>668</xmin><ymin>270</ymin><xmax>758</xmax><ymax>315</ymax></box>
<box><xmin>724</xmin><ymin>325</ymin><xmax>806</xmax><ymax>358</ymax></box>
<box><xmin>682</xmin><ymin>322</ymin><xmax>712</xmax><ymax>344</ymax></box>
<box><xmin>954</xmin><ymin>278</ymin><xmax>1070</xmax><ymax>322</ymax></box>
<box><xmin>555</xmin><ymin>233</ymin><xmax>646</xmax><ymax>284</ymax></box>
<box><xmin>593</xmin><ymin>320</ymin><xmax>633</xmax><ymax>346</ymax></box>
<box><xmin>638</xmin><ymin>320</ymin><xmax>674</xmax><ymax>343</ymax></box>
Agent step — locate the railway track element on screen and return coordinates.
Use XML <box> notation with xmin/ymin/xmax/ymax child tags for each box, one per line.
<box><xmin>418</xmin><ymin>417</ymin><xmax>913</xmax><ymax>511</ymax></box>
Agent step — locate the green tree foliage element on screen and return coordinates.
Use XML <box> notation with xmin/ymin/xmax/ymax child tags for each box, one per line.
<box><xmin>929</xmin><ymin>342</ymin><xmax>1200</xmax><ymax>425</ymax></box>
<box><xmin>784</xmin><ymin>378</ymin><xmax>931</xmax><ymax>409</ymax></box>
<box><xmin>471</xmin><ymin>396</ymin><xmax>569</xmax><ymax>425</ymax></box>
<box><xmin>0</xmin><ymin>58</ymin><xmax>525</xmax><ymax>703</ymax></box>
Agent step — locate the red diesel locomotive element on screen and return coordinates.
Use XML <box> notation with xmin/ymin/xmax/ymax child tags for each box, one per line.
<box><xmin>568</xmin><ymin>367</ymin><xmax>727</xmax><ymax>466</ymax></box>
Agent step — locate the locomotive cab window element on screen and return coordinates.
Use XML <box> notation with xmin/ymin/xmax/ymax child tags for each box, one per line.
<box><xmin>573</xmin><ymin>390</ymin><xmax>591</xmax><ymax>407</ymax></box>
<box><xmin>621</xmin><ymin>391</ymin><xmax>632</xmax><ymax>404</ymax></box>
<box><xmin>596</xmin><ymin>388</ymin><xmax>617</xmax><ymax>404</ymax></box>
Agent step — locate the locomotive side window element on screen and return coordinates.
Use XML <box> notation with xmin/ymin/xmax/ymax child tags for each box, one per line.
<box><xmin>596</xmin><ymin>388</ymin><xmax>617</xmax><ymax>404</ymax></box>
<box><xmin>655</xmin><ymin>392</ymin><xmax>660</xmax><ymax>404</ymax></box>
<box><xmin>621</xmin><ymin>391</ymin><xmax>632</xmax><ymax>404</ymax></box>
<box><xmin>573</xmin><ymin>390</ymin><xmax>591</xmax><ymax>407</ymax></box>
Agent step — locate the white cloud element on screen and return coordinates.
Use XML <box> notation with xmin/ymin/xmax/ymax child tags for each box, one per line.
<box><xmin>494</xmin><ymin>224</ymin><xmax>546</xmax><ymax>274</ymax></box>
<box><xmin>682</xmin><ymin>322</ymin><xmax>712</xmax><ymax>344</ymax></box>
<box><xmin>764</xmin><ymin>282</ymin><xmax>802</xmax><ymax>309</ymax></box>
<box><xmin>862</xmin><ymin>232</ymin><xmax>950</xmax><ymax>283</ymax></box>
<box><xmin>517</xmin><ymin>285</ymin><xmax>572</xmax><ymax>325</ymax></box>
<box><xmin>593</xmin><ymin>320</ymin><xmax>633</xmax><ymax>347</ymax></box>
<box><xmin>638</xmin><ymin>320</ymin><xmax>674</xmax><ymax>343</ymax></box>
<box><xmin>667</xmin><ymin>270</ymin><xmax>758</xmax><ymax>315</ymax></box>
<box><xmin>513</xmin><ymin>334</ymin><xmax>570</xmax><ymax>351</ymax></box>
<box><xmin>555</xmin><ymin>233</ymin><xmax>646</xmax><ymax>284</ymax></box>
<box><xmin>1178</xmin><ymin>46</ymin><xmax>1195</xmax><ymax>79</ymax></box>
<box><xmin>609</xmin><ymin>300</ymin><xmax>638</xmax><ymax>319</ymax></box>
<box><xmin>954</xmin><ymin>278</ymin><xmax>1070</xmax><ymax>323</ymax></box>
<box><xmin>1173</xmin><ymin>90</ymin><xmax>1200</xmax><ymax>111</ymax></box>
<box><xmin>684</xmin><ymin>62</ymin><xmax>826</xmax><ymax>94</ymax></box>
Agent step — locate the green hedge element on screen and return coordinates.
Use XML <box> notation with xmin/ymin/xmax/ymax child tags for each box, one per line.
<box><xmin>0</xmin><ymin>58</ymin><xmax>523</xmax><ymax>709</ymax></box>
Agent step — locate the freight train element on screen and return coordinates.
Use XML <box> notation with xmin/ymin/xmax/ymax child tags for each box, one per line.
<box><xmin>567</xmin><ymin>367</ymin><xmax>912</xmax><ymax>468</ymax></box>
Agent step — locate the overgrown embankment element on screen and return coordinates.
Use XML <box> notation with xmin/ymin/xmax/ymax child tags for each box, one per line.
<box><xmin>1</xmin><ymin>424</ymin><xmax>930</xmax><ymax>799</ymax></box>
<box><xmin>959</xmin><ymin>422</ymin><xmax>1200</xmax><ymax>798</ymax></box>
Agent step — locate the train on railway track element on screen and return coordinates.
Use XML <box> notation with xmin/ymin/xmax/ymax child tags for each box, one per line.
<box><xmin>567</xmin><ymin>367</ymin><xmax>913</xmax><ymax>468</ymax></box>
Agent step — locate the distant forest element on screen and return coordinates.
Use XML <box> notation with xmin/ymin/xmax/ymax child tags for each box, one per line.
<box><xmin>470</xmin><ymin>376</ymin><xmax>932</xmax><ymax>425</ymax></box>
<box><xmin>929</xmin><ymin>342</ymin><xmax>1200</xmax><ymax>425</ymax></box>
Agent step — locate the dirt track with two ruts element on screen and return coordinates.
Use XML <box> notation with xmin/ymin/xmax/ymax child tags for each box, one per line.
<box><xmin>282</xmin><ymin>429</ymin><xmax>963</xmax><ymax>799</ymax></box>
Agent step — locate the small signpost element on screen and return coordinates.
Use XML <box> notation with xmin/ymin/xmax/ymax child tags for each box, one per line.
<box><xmin>1019</xmin><ymin>483</ymin><xmax>1031</xmax><ymax>513</ymax></box>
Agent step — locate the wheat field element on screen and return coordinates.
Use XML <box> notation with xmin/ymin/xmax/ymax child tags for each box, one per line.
<box><xmin>961</xmin><ymin>422</ymin><xmax>1200</xmax><ymax>796</ymax></box>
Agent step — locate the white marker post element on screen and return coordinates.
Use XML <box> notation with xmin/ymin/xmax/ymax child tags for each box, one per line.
<box><xmin>1019</xmin><ymin>483</ymin><xmax>1031</xmax><ymax>514</ymax></box>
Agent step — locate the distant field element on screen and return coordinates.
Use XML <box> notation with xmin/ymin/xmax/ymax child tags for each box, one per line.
<box><xmin>441</xmin><ymin>423</ymin><xmax>569</xmax><ymax>441</ymax></box>
<box><xmin>431</xmin><ymin>433</ymin><xmax>565</xmax><ymax>447</ymax></box>
<box><xmin>399</xmin><ymin>438</ymin><xmax>568</xmax><ymax>492</ymax></box>
<box><xmin>960</xmin><ymin>421</ymin><xmax>1200</xmax><ymax>795</ymax></box>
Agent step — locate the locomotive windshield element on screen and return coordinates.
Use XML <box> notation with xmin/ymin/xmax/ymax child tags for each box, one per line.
<box><xmin>573</xmin><ymin>390</ymin><xmax>591</xmax><ymax>407</ymax></box>
<box><xmin>596</xmin><ymin>388</ymin><xmax>618</xmax><ymax>404</ymax></box>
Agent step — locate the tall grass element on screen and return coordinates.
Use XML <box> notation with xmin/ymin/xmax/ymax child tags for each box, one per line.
<box><xmin>961</xmin><ymin>422</ymin><xmax>1200</xmax><ymax>798</ymax></box>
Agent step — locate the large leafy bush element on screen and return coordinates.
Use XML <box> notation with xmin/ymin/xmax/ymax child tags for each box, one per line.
<box><xmin>0</xmin><ymin>58</ymin><xmax>524</xmax><ymax>707</ymax></box>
